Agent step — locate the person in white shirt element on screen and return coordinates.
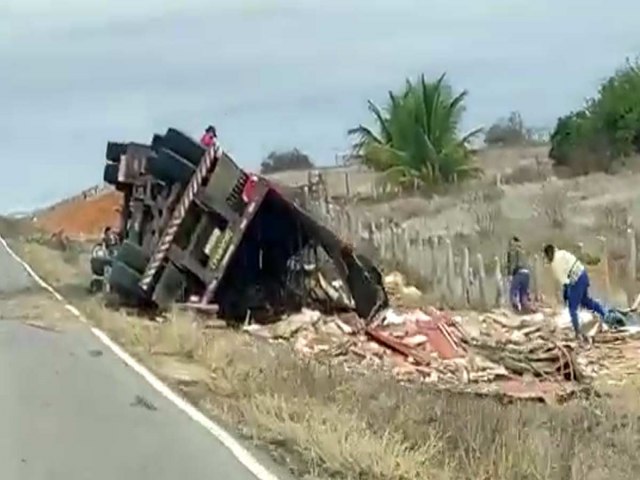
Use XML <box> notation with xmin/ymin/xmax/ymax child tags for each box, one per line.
<box><xmin>543</xmin><ymin>244</ymin><xmax>607</xmax><ymax>339</ymax></box>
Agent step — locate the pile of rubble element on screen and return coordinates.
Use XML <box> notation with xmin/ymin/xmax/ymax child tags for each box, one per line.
<box><xmin>243</xmin><ymin>272</ymin><xmax>640</xmax><ymax>403</ymax></box>
<box><xmin>244</xmin><ymin>305</ymin><xmax>586</xmax><ymax>402</ymax></box>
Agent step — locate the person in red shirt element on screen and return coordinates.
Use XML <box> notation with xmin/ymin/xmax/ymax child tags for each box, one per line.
<box><xmin>200</xmin><ymin>125</ymin><xmax>217</xmax><ymax>148</ymax></box>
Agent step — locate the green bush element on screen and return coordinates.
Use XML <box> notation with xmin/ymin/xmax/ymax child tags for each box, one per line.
<box><xmin>348</xmin><ymin>74</ymin><xmax>482</xmax><ymax>189</ymax></box>
<box><xmin>260</xmin><ymin>149</ymin><xmax>315</xmax><ymax>174</ymax></box>
<box><xmin>550</xmin><ymin>59</ymin><xmax>640</xmax><ymax>174</ymax></box>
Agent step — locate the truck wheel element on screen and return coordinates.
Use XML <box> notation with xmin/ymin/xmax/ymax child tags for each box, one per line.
<box><xmin>103</xmin><ymin>162</ymin><xmax>119</xmax><ymax>185</ymax></box>
<box><xmin>116</xmin><ymin>240</ymin><xmax>150</xmax><ymax>274</ymax></box>
<box><xmin>88</xmin><ymin>278</ymin><xmax>103</xmax><ymax>294</ymax></box>
<box><xmin>108</xmin><ymin>260</ymin><xmax>147</xmax><ymax>303</ymax></box>
<box><xmin>152</xmin><ymin>262</ymin><xmax>187</xmax><ymax>309</ymax></box>
<box><xmin>106</xmin><ymin>142</ymin><xmax>127</xmax><ymax>162</ymax></box>
<box><xmin>151</xmin><ymin>134</ymin><xmax>164</xmax><ymax>151</ymax></box>
<box><xmin>147</xmin><ymin>149</ymin><xmax>195</xmax><ymax>185</ymax></box>
<box><xmin>90</xmin><ymin>256</ymin><xmax>109</xmax><ymax>276</ymax></box>
<box><xmin>161</xmin><ymin>128</ymin><xmax>205</xmax><ymax>166</ymax></box>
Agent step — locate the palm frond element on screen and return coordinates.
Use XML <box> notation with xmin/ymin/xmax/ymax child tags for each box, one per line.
<box><xmin>349</xmin><ymin>72</ymin><xmax>482</xmax><ymax>189</ymax></box>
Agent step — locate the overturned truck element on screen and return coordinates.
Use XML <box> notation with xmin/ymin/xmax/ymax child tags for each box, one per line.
<box><xmin>102</xmin><ymin>128</ymin><xmax>388</xmax><ymax>322</ymax></box>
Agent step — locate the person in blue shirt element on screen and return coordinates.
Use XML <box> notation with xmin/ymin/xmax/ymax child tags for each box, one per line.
<box><xmin>506</xmin><ymin>236</ymin><xmax>531</xmax><ymax>312</ymax></box>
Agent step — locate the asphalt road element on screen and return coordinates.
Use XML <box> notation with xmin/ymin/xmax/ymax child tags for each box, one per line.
<box><xmin>0</xmin><ymin>242</ymin><xmax>274</xmax><ymax>480</ymax></box>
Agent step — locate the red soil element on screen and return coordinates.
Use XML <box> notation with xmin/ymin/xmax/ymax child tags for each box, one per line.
<box><xmin>36</xmin><ymin>191</ymin><xmax>122</xmax><ymax>238</ymax></box>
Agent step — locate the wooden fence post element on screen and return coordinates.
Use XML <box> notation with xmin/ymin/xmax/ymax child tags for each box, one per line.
<box><xmin>380</xmin><ymin>221</ymin><xmax>389</xmax><ymax>260</ymax></box>
<box><xmin>598</xmin><ymin>236</ymin><xmax>610</xmax><ymax>298</ymax></box>
<box><xmin>417</xmin><ymin>235</ymin><xmax>428</xmax><ymax>280</ymax></box>
<box><xmin>532</xmin><ymin>254</ymin><xmax>541</xmax><ymax>301</ymax></box>
<box><xmin>477</xmin><ymin>253</ymin><xmax>487</xmax><ymax>310</ymax></box>
<box><xmin>494</xmin><ymin>255</ymin><xmax>504</xmax><ymax>308</ymax></box>
<box><xmin>430</xmin><ymin>236</ymin><xmax>440</xmax><ymax>281</ymax></box>
<box><xmin>627</xmin><ymin>228</ymin><xmax>636</xmax><ymax>284</ymax></box>
<box><xmin>344</xmin><ymin>172</ymin><xmax>351</xmax><ymax>198</ymax></box>
<box><xmin>390</xmin><ymin>225</ymin><xmax>398</xmax><ymax>263</ymax></box>
<box><xmin>399</xmin><ymin>226</ymin><xmax>409</xmax><ymax>265</ymax></box>
<box><xmin>461</xmin><ymin>247</ymin><xmax>470</xmax><ymax>306</ymax></box>
<box><xmin>445</xmin><ymin>238</ymin><xmax>455</xmax><ymax>297</ymax></box>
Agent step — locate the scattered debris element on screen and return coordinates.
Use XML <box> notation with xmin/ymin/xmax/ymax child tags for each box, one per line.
<box><xmin>153</xmin><ymin>356</ymin><xmax>212</xmax><ymax>386</ymax></box>
<box><xmin>23</xmin><ymin>320</ymin><xmax>60</xmax><ymax>333</ymax></box>
<box><xmin>242</xmin><ymin>293</ymin><xmax>640</xmax><ymax>403</ymax></box>
<box><xmin>130</xmin><ymin>395</ymin><xmax>157</xmax><ymax>411</ymax></box>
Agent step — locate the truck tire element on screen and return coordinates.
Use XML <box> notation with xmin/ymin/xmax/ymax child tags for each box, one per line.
<box><xmin>90</xmin><ymin>256</ymin><xmax>110</xmax><ymax>276</ymax></box>
<box><xmin>161</xmin><ymin>128</ymin><xmax>205</xmax><ymax>166</ymax></box>
<box><xmin>152</xmin><ymin>262</ymin><xmax>187</xmax><ymax>309</ymax></box>
<box><xmin>115</xmin><ymin>240</ymin><xmax>150</xmax><ymax>274</ymax></box>
<box><xmin>88</xmin><ymin>277</ymin><xmax>104</xmax><ymax>294</ymax></box>
<box><xmin>151</xmin><ymin>134</ymin><xmax>164</xmax><ymax>151</ymax></box>
<box><xmin>106</xmin><ymin>142</ymin><xmax>127</xmax><ymax>162</ymax></box>
<box><xmin>103</xmin><ymin>162</ymin><xmax>119</xmax><ymax>185</ymax></box>
<box><xmin>108</xmin><ymin>260</ymin><xmax>147</xmax><ymax>303</ymax></box>
<box><xmin>147</xmin><ymin>149</ymin><xmax>195</xmax><ymax>185</ymax></box>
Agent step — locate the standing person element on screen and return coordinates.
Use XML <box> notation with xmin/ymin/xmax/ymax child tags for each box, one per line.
<box><xmin>506</xmin><ymin>236</ymin><xmax>531</xmax><ymax>312</ymax></box>
<box><xmin>543</xmin><ymin>243</ymin><xmax>608</xmax><ymax>340</ymax></box>
<box><xmin>200</xmin><ymin>125</ymin><xmax>217</xmax><ymax>148</ymax></box>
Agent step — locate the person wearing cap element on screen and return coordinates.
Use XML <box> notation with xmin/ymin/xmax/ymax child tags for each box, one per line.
<box><xmin>506</xmin><ymin>236</ymin><xmax>531</xmax><ymax>312</ymax></box>
<box><xmin>200</xmin><ymin>125</ymin><xmax>217</xmax><ymax>148</ymax></box>
<box><xmin>543</xmin><ymin>243</ymin><xmax>608</xmax><ymax>340</ymax></box>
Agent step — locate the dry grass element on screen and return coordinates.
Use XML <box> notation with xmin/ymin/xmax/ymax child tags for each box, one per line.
<box><xmin>537</xmin><ymin>181</ymin><xmax>567</xmax><ymax>230</ymax></box>
<box><xmin>502</xmin><ymin>161</ymin><xmax>552</xmax><ymax>185</ymax></box>
<box><xmin>464</xmin><ymin>184</ymin><xmax>505</xmax><ymax>238</ymax></box>
<box><xmin>4</xmin><ymin>227</ymin><xmax>640</xmax><ymax>480</ymax></box>
<box><xmin>597</xmin><ymin>202</ymin><xmax>633</xmax><ymax>234</ymax></box>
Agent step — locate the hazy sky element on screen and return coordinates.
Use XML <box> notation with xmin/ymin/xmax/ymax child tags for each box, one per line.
<box><xmin>1</xmin><ymin>0</ymin><xmax>639</xmax><ymax>212</ymax></box>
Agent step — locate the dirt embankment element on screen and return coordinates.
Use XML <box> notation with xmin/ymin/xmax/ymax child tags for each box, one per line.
<box><xmin>34</xmin><ymin>191</ymin><xmax>122</xmax><ymax>238</ymax></box>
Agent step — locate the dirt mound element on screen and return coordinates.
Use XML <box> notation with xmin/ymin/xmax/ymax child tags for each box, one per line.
<box><xmin>35</xmin><ymin>190</ymin><xmax>122</xmax><ymax>238</ymax></box>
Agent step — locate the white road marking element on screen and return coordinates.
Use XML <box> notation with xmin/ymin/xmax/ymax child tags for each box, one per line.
<box><xmin>0</xmin><ymin>235</ymin><xmax>280</xmax><ymax>480</ymax></box>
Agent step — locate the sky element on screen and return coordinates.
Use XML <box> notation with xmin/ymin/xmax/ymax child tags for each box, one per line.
<box><xmin>1</xmin><ymin>0</ymin><xmax>639</xmax><ymax>213</ymax></box>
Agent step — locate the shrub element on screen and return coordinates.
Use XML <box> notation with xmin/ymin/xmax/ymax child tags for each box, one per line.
<box><xmin>260</xmin><ymin>149</ymin><xmax>315</xmax><ymax>174</ymax></box>
<box><xmin>349</xmin><ymin>74</ymin><xmax>482</xmax><ymax>189</ymax></box>
<box><xmin>549</xmin><ymin>59</ymin><xmax>640</xmax><ymax>174</ymax></box>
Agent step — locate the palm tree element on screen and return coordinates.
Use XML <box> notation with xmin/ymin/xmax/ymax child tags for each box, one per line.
<box><xmin>349</xmin><ymin>74</ymin><xmax>482</xmax><ymax>188</ymax></box>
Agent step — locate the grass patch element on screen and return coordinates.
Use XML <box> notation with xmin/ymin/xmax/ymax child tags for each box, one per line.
<box><xmin>5</xmin><ymin>224</ymin><xmax>640</xmax><ymax>480</ymax></box>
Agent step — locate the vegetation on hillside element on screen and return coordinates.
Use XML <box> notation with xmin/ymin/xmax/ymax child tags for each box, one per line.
<box><xmin>484</xmin><ymin>111</ymin><xmax>543</xmax><ymax>146</ymax></box>
<box><xmin>550</xmin><ymin>59</ymin><xmax>640</xmax><ymax>174</ymax></box>
<box><xmin>260</xmin><ymin>148</ymin><xmax>315</xmax><ymax>174</ymax></box>
<box><xmin>349</xmin><ymin>74</ymin><xmax>482</xmax><ymax>188</ymax></box>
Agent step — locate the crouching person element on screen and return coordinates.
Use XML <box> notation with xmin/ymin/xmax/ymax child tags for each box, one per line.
<box><xmin>543</xmin><ymin>243</ymin><xmax>607</xmax><ymax>341</ymax></box>
<box><xmin>506</xmin><ymin>236</ymin><xmax>531</xmax><ymax>312</ymax></box>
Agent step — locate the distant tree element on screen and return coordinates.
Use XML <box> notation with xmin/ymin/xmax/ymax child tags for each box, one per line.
<box><xmin>260</xmin><ymin>148</ymin><xmax>315</xmax><ymax>174</ymax></box>
<box><xmin>485</xmin><ymin>111</ymin><xmax>532</xmax><ymax>146</ymax></box>
<box><xmin>549</xmin><ymin>58</ymin><xmax>640</xmax><ymax>175</ymax></box>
